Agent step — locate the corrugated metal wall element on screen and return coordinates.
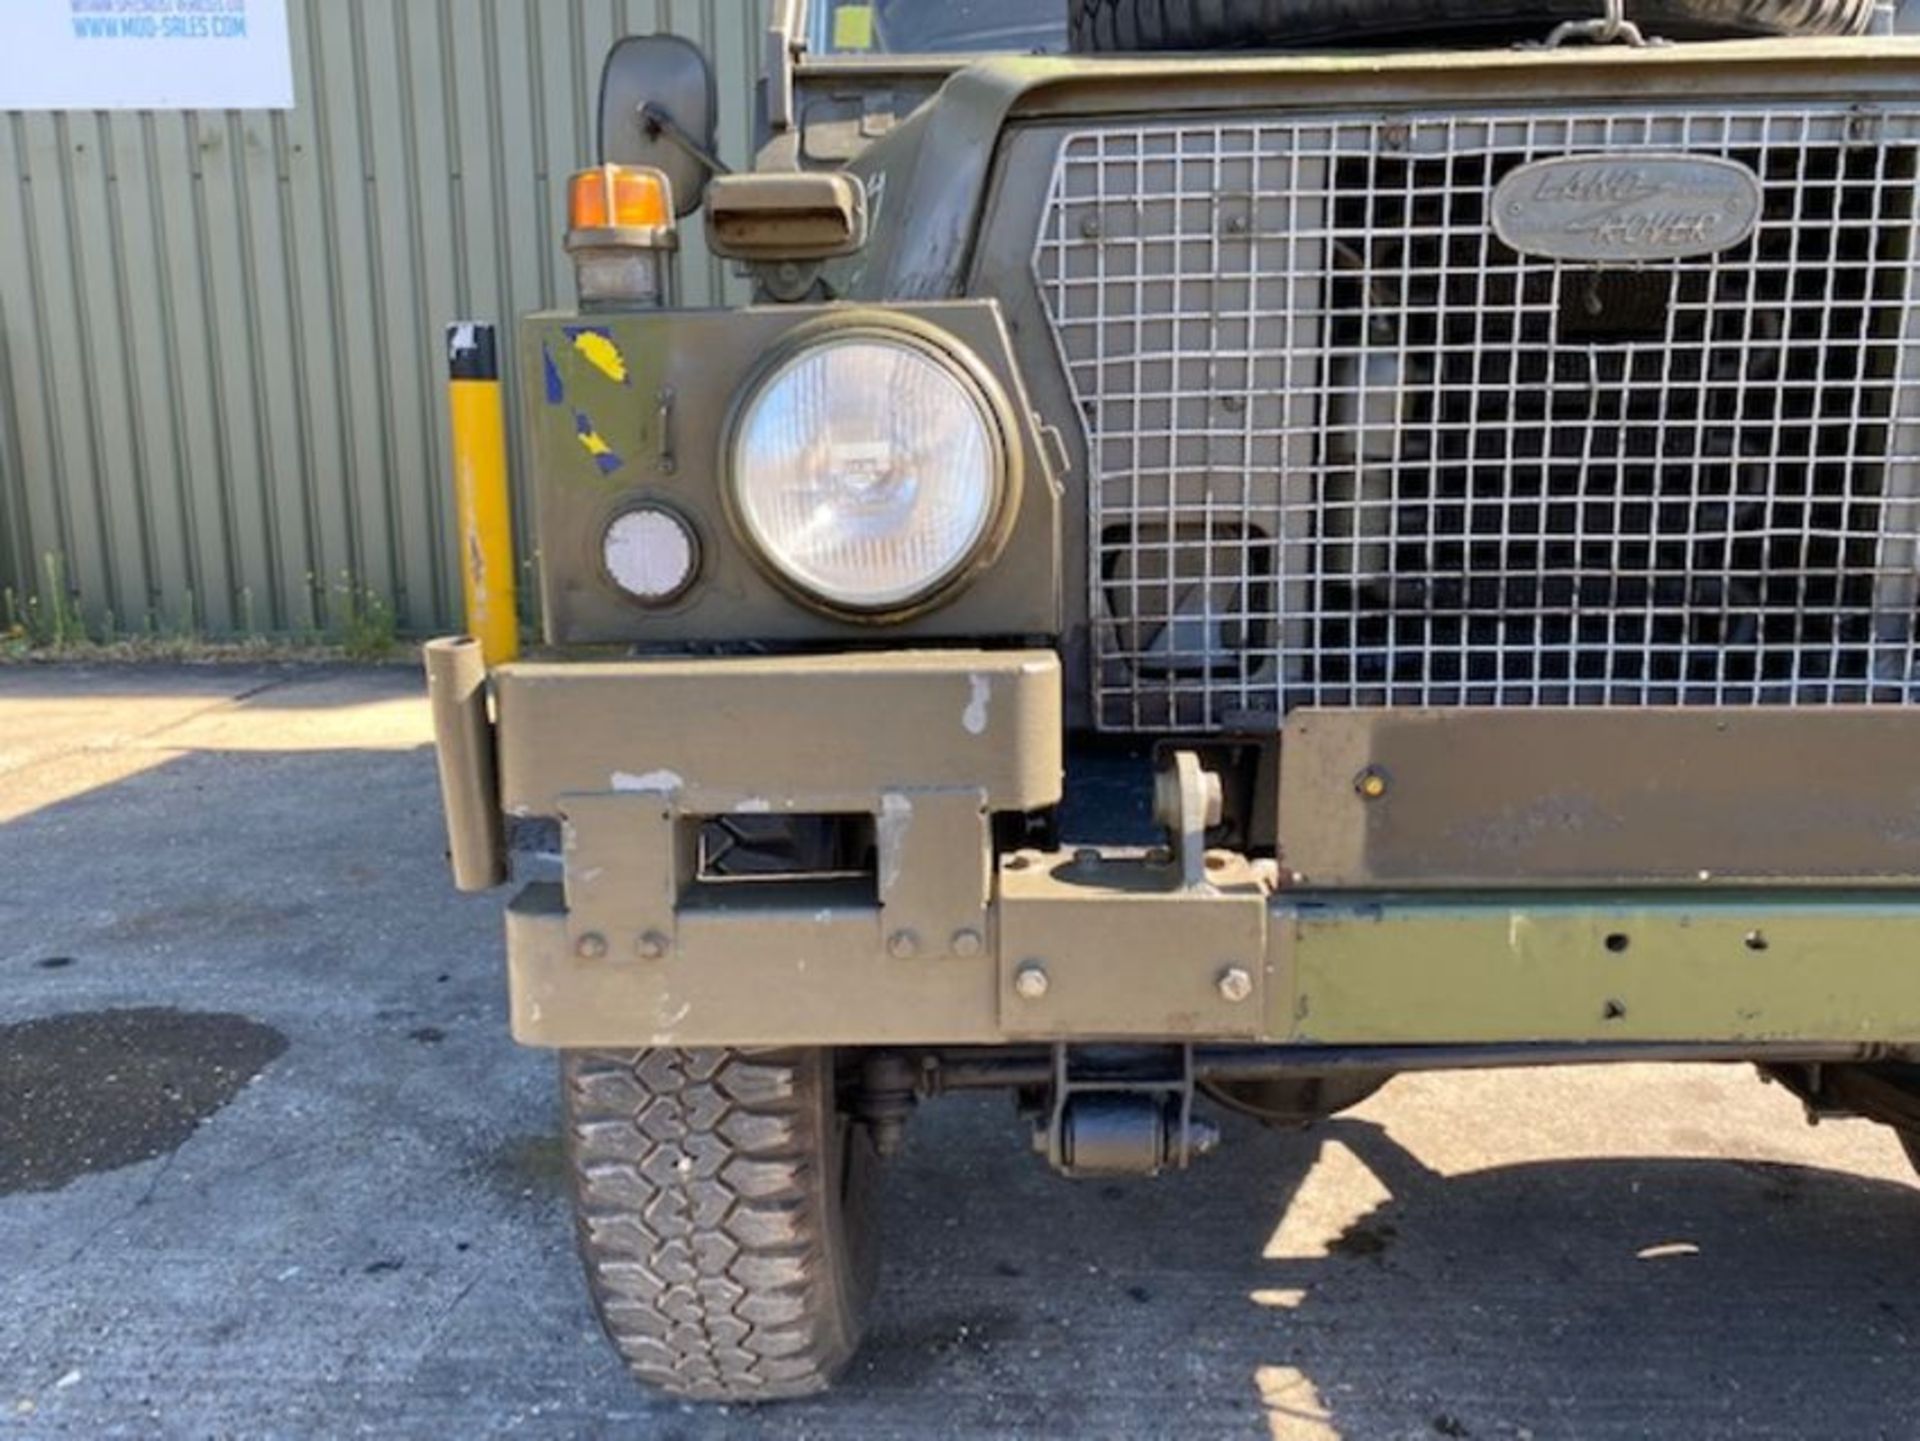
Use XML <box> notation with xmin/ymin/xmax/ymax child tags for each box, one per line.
<box><xmin>0</xmin><ymin>0</ymin><xmax>764</xmax><ymax>638</ymax></box>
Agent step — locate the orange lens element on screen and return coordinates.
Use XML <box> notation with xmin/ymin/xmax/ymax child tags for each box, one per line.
<box><xmin>568</xmin><ymin>165</ymin><xmax>671</xmax><ymax>231</ymax></box>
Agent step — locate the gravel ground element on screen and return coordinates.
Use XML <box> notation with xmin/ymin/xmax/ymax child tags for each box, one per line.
<box><xmin>1</xmin><ymin>664</ymin><xmax>1917</xmax><ymax>1440</ymax></box>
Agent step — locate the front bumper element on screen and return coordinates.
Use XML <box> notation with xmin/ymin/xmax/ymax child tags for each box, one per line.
<box><xmin>434</xmin><ymin>648</ymin><xmax>1920</xmax><ymax>1050</ymax></box>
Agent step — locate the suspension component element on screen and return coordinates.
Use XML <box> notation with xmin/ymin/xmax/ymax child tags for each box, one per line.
<box><xmin>854</xmin><ymin>1051</ymin><xmax>918</xmax><ymax>1159</ymax></box>
<box><xmin>1031</xmin><ymin>1045</ymin><xmax>1220</xmax><ymax>1179</ymax></box>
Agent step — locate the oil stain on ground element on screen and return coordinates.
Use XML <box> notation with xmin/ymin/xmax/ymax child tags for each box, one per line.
<box><xmin>0</xmin><ymin>1007</ymin><xmax>287</xmax><ymax>1194</ymax></box>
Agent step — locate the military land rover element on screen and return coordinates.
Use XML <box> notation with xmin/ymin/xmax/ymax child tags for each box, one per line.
<box><xmin>426</xmin><ymin>0</ymin><xmax>1920</xmax><ymax>1402</ymax></box>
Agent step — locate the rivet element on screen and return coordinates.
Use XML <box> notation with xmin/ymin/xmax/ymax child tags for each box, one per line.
<box><xmin>1218</xmin><ymin>966</ymin><xmax>1254</xmax><ymax>1004</ymax></box>
<box><xmin>637</xmin><ymin>931</ymin><xmax>670</xmax><ymax>961</ymax></box>
<box><xmin>1014</xmin><ymin>963</ymin><xmax>1050</xmax><ymax>1001</ymax></box>
<box><xmin>1355</xmin><ymin>767</ymin><xmax>1389</xmax><ymax>801</ymax></box>
<box><xmin>1079</xmin><ymin>212</ymin><xmax>1103</xmax><ymax>238</ymax></box>
<box><xmin>575</xmin><ymin>932</ymin><xmax>608</xmax><ymax>961</ymax></box>
<box><xmin>951</xmin><ymin>929</ymin><xmax>985</xmax><ymax>958</ymax></box>
<box><xmin>887</xmin><ymin>930</ymin><xmax>920</xmax><ymax>960</ymax></box>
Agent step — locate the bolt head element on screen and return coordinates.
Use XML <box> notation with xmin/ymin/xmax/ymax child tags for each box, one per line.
<box><xmin>950</xmin><ymin>929</ymin><xmax>985</xmax><ymax>958</ymax></box>
<box><xmin>637</xmin><ymin>931</ymin><xmax>670</xmax><ymax>961</ymax></box>
<box><xmin>1013</xmin><ymin>963</ymin><xmax>1051</xmax><ymax>1001</ymax></box>
<box><xmin>574</xmin><ymin>932</ymin><xmax>608</xmax><ymax>961</ymax></box>
<box><xmin>1217</xmin><ymin>966</ymin><xmax>1254</xmax><ymax>1004</ymax></box>
<box><xmin>887</xmin><ymin>930</ymin><xmax>920</xmax><ymax>960</ymax></box>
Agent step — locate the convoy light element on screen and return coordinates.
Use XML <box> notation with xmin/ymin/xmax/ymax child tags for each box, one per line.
<box><xmin>602</xmin><ymin>505</ymin><xmax>699</xmax><ymax>604</ymax></box>
<box><xmin>568</xmin><ymin>164</ymin><xmax>672</xmax><ymax>232</ymax></box>
<box><xmin>727</xmin><ymin>332</ymin><xmax>1007</xmax><ymax>614</ymax></box>
<box><xmin>566</xmin><ymin>164</ymin><xmax>676</xmax><ymax>308</ymax></box>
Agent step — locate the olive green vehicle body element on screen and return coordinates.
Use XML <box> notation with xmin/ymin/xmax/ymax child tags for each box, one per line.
<box><xmin>436</xmin><ymin>35</ymin><xmax>1920</xmax><ymax>1055</ymax></box>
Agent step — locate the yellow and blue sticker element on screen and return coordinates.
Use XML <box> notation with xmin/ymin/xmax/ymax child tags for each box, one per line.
<box><xmin>568</xmin><ymin>327</ymin><xmax>630</xmax><ymax>386</ymax></box>
<box><xmin>544</xmin><ymin>329</ymin><xmax>628</xmax><ymax>475</ymax></box>
<box><xmin>574</xmin><ymin>413</ymin><xmax>622</xmax><ymax>474</ymax></box>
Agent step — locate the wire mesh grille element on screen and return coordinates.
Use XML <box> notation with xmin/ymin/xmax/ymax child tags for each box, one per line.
<box><xmin>1033</xmin><ymin>110</ymin><xmax>1920</xmax><ymax>732</ymax></box>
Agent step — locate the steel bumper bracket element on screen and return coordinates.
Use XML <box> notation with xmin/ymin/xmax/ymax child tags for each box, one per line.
<box><xmin>996</xmin><ymin>849</ymin><xmax>1271</xmax><ymax>1040</ymax></box>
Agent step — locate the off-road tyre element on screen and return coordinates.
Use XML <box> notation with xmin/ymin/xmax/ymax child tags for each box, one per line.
<box><xmin>1067</xmin><ymin>0</ymin><xmax>1876</xmax><ymax>50</ymax></box>
<box><xmin>563</xmin><ymin>1047</ymin><xmax>877</xmax><ymax>1402</ymax></box>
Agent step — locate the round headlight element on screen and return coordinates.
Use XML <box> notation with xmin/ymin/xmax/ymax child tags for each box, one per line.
<box><xmin>729</xmin><ymin>333</ymin><xmax>1005</xmax><ymax>613</ymax></box>
<box><xmin>603</xmin><ymin>505</ymin><xmax>699</xmax><ymax>604</ymax></box>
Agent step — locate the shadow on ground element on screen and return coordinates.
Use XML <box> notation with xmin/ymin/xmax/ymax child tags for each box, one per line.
<box><xmin>793</xmin><ymin>1105</ymin><xmax>1920</xmax><ymax>1440</ymax></box>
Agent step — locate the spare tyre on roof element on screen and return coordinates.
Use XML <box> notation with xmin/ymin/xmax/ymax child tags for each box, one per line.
<box><xmin>1066</xmin><ymin>0</ymin><xmax>1878</xmax><ymax>50</ymax></box>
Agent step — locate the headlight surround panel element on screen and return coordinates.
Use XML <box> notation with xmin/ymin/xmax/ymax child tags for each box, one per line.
<box><xmin>524</xmin><ymin>301</ymin><xmax>1059</xmax><ymax>646</ymax></box>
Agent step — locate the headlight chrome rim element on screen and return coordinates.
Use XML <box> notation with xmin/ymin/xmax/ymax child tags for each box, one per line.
<box><xmin>723</xmin><ymin>316</ymin><xmax>1020</xmax><ymax>620</ymax></box>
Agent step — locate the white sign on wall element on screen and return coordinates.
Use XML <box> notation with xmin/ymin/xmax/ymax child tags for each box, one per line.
<box><xmin>0</xmin><ymin>0</ymin><xmax>294</xmax><ymax>111</ymax></box>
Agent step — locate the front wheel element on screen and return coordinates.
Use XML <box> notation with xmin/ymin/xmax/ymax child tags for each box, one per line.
<box><xmin>562</xmin><ymin>1047</ymin><xmax>877</xmax><ymax>1402</ymax></box>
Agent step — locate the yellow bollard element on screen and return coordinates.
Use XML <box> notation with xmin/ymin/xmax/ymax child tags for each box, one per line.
<box><xmin>446</xmin><ymin>322</ymin><xmax>520</xmax><ymax>665</ymax></box>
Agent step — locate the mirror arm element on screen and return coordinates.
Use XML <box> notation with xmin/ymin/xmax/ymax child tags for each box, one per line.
<box><xmin>640</xmin><ymin>102</ymin><xmax>733</xmax><ymax>180</ymax></box>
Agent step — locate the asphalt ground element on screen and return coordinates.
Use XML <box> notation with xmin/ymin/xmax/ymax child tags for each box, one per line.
<box><xmin>1</xmin><ymin>664</ymin><xmax>1918</xmax><ymax>1440</ymax></box>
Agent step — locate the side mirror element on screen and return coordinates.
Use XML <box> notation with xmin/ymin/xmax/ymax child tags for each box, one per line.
<box><xmin>599</xmin><ymin>34</ymin><xmax>718</xmax><ymax>219</ymax></box>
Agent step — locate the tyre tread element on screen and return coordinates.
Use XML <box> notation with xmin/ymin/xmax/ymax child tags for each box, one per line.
<box><xmin>564</xmin><ymin>1048</ymin><xmax>865</xmax><ymax>1402</ymax></box>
